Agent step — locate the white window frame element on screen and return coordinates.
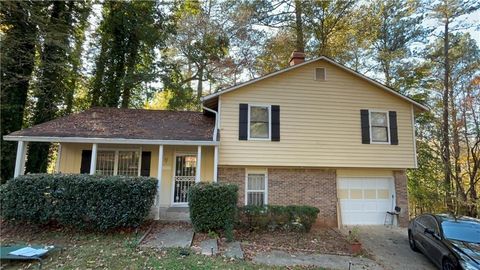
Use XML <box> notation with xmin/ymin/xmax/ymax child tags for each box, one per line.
<box><xmin>96</xmin><ymin>147</ymin><xmax>142</xmax><ymax>176</ymax></box>
<box><xmin>244</xmin><ymin>169</ymin><xmax>268</xmax><ymax>206</ymax></box>
<box><xmin>247</xmin><ymin>104</ymin><xmax>271</xmax><ymax>141</ymax></box>
<box><xmin>369</xmin><ymin>110</ymin><xmax>391</xmax><ymax>144</ymax></box>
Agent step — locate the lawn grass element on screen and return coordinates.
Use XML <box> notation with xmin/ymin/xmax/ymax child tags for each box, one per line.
<box><xmin>0</xmin><ymin>222</ymin><xmax>321</xmax><ymax>269</ymax></box>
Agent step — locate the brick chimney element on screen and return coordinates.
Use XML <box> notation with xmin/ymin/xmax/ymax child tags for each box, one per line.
<box><xmin>289</xmin><ymin>51</ymin><xmax>305</xmax><ymax>66</ymax></box>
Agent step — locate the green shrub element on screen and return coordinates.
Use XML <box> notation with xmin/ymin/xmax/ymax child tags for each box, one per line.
<box><xmin>238</xmin><ymin>205</ymin><xmax>320</xmax><ymax>232</ymax></box>
<box><xmin>0</xmin><ymin>174</ymin><xmax>157</xmax><ymax>231</ymax></box>
<box><xmin>188</xmin><ymin>183</ymin><xmax>238</xmax><ymax>237</ymax></box>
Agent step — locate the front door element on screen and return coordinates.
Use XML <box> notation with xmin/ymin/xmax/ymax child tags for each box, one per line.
<box><xmin>172</xmin><ymin>154</ymin><xmax>197</xmax><ymax>205</ymax></box>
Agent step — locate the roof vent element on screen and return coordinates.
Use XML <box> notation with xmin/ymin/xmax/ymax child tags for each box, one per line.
<box><xmin>315</xmin><ymin>67</ymin><xmax>326</xmax><ymax>81</ymax></box>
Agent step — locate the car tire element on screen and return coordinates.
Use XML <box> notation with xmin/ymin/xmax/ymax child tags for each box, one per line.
<box><xmin>408</xmin><ymin>230</ymin><xmax>419</xmax><ymax>252</ymax></box>
<box><xmin>442</xmin><ymin>258</ymin><xmax>457</xmax><ymax>270</ymax></box>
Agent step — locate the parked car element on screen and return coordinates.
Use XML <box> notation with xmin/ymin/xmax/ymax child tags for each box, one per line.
<box><xmin>408</xmin><ymin>214</ymin><xmax>480</xmax><ymax>270</ymax></box>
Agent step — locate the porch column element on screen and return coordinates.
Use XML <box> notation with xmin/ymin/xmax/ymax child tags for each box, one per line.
<box><xmin>89</xmin><ymin>143</ymin><xmax>98</xmax><ymax>175</ymax></box>
<box><xmin>14</xmin><ymin>141</ymin><xmax>28</xmax><ymax>178</ymax></box>
<box><xmin>55</xmin><ymin>143</ymin><xmax>62</xmax><ymax>173</ymax></box>
<box><xmin>213</xmin><ymin>146</ymin><xmax>218</xmax><ymax>182</ymax></box>
<box><xmin>196</xmin><ymin>145</ymin><xmax>201</xmax><ymax>183</ymax></box>
<box><xmin>156</xmin><ymin>145</ymin><xmax>164</xmax><ymax>207</ymax></box>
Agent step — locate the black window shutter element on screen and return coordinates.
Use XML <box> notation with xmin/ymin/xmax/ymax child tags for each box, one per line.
<box><xmin>271</xmin><ymin>105</ymin><xmax>280</xmax><ymax>141</ymax></box>
<box><xmin>80</xmin><ymin>150</ymin><xmax>92</xmax><ymax>174</ymax></box>
<box><xmin>239</xmin><ymin>103</ymin><xmax>248</xmax><ymax>140</ymax></box>
<box><xmin>389</xmin><ymin>111</ymin><xmax>398</xmax><ymax>145</ymax></box>
<box><xmin>141</xmin><ymin>151</ymin><xmax>151</xmax><ymax>176</ymax></box>
<box><xmin>360</xmin><ymin>109</ymin><xmax>370</xmax><ymax>144</ymax></box>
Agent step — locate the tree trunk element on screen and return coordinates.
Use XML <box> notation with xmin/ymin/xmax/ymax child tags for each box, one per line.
<box><xmin>294</xmin><ymin>0</ymin><xmax>305</xmax><ymax>52</ymax></box>
<box><xmin>0</xmin><ymin>2</ymin><xmax>38</xmax><ymax>181</ymax></box>
<box><xmin>449</xmin><ymin>86</ymin><xmax>467</xmax><ymax>214</ymax></box>
<box><xmin>26</xmin><ymin>1</ymin><xmax>70</xmax><ymax>173</ymax></box>
<box><xmin>442</xmin><ymin>17</ymin><xmax>453</xmax><ymax>212</ymax></box>
<box><xmin>197</xmin><ymin>66</ymin><xmax>204</xmax><ymax>106</ymax></box>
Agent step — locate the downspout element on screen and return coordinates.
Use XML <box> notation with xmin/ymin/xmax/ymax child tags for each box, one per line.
<box><xmin>202</xmin><ymin>105</ymin><xmax>219</xmax><ymax>182</ymax></box>
<box><xmin>202</xmin><ymin>105</ymin><xmax>218</xmax><ymax>141</ymax></box>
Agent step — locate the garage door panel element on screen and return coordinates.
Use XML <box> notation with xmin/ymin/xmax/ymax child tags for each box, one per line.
<box><xmin>338</xmin><ymin>177</ymin><xmax>394</xmax><ymax>225</ymax></box>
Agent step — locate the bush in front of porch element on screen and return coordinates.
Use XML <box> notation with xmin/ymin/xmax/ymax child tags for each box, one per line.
<box><xmin>0</xmin><ymin>174</ymin><xmax>156</xmax><ymax>231</ymax></box>
<box><xmin>188</xmin><ymin>183</ymin><xmax>238</xmax><ymax>240</ymax></box>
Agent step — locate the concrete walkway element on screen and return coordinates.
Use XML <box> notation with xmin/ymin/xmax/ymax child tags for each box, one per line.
<box><xmin>141</xmin><ymin>226</ymin><xmax>194</xmax><ymax>249</ymax></box>
<box><xmin>354</xmin><ymin>226</ymin><xmax>435</xmax><ymax>270</ymax></box>
<box><xmin>253</xmin><ymin>250</ymin><xmax>382</xmax><ymax>270</ymax></box>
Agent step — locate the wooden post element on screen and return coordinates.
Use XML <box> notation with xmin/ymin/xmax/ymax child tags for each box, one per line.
<box><xmin>213</xmin><ymin>146</ymin><xmax>218</xmax><ymax>182</ymax></box>
<box><xmin>14</xmin><ymin>141</ymin><xmax>28</xmax><ymax>178</ymax></box>
<box><xmin>90</xmin><ymin>143</ymin><xmax>98</xmax><ymax>175</ymax></box>
<box><xmin>196</xmin><ymin>145</ymin><xmax>201</xmax><ymax>183</ymax></box>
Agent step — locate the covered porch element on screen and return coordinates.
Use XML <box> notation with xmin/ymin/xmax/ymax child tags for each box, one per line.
<box><xmin>4</xmin><ymin>108</ymin><xmax>219</xmax><ymax>221</ymax></box>
<box><xmin>10</xmin><ymin>140</ymin><xmax>219</xmax><ymax>220</ymax></box>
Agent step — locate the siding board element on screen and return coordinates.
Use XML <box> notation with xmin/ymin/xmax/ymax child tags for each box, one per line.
<box><xmin>219</xmin><ymin>60</ymin><xmax>415</xmax><ymax>168</ymax></box>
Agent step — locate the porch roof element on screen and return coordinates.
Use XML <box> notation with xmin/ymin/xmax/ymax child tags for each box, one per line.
<box><xmin>4</xmin><ymin>108</ymin><xmax>217</xmax><ymax>145</ymax></box>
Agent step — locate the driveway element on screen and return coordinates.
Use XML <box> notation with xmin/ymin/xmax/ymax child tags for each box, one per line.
<box><xmin>354</xmin><ymin>226</ymin><xmax>436</xmax><ymax>270</ymax></box>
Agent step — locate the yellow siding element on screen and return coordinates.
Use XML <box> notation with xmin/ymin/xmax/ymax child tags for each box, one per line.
<box><xmin>219</xmin><ymin>59</ymin><xmax>415</xmax><ymax>168</ymax></box>
<box><xmin>58</xmin><ymin>143</ymin><xmax>214</xmax><ymax>207</ymax></box>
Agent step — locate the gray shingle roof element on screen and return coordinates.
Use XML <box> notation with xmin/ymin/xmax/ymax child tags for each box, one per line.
<box><xmin>8</xmin><ymin>108</ymin><xmax>215</xmax><ymax>141</ymax></box>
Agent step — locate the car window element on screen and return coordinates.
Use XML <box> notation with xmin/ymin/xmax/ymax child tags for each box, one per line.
<box><xmin>418</xmin><ymin>216</ymin><xmax>440</xmax><ymax>234</ymax></box>
<box><xmin>442</xmin><ymin>221</ymin><xmax>480</xmax><ymax>243</ymax></box>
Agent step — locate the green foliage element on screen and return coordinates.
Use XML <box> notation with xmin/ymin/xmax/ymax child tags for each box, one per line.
<box><xmin>188</xmin><ymin>183</ymin><xmax>238</xmax><ymax>236</ymax></box>
<box><xmin>0</xmin><ymin>174</ymin><xmax>157</xmax><ymax>231</ymax></box>
<box><xmin>238</xmin><ymin>205</ymin><xmax>320</xmax><ymax>232</ymax></box>
<box><xmin>90</xmin><ymin>1</ymin><xmax>172</xmax><ymax>108</ymax></box>
<box><xmin>0</xmin><ymin>1</ymin><xmax>41</xmax><ymax>182</ymax></box>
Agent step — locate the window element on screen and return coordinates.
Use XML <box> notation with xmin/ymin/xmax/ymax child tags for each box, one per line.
<box><xmin>370</xmin><ymin>111</ymin><xmax>389</xmax><ymax>143</ymax></box>
<box><xmin>315</xmin><ymin>67</ymin><xmax>326</xmax><ymax>81</ymax></box>
<box><xmin>96</xmin><ymin>149</ymin><xmax>140</xmax><ymax>176</ymax></box>
<box><xmin>96</xmin><ymin>151</ymin><xmax>115</xmax><ymax>175</ymax></box>
<box><xmin>249</xmin><ymin>105</ymin><xmax>270</xmax><ymax>139</ymax></box>
<box><xmin>418</xmin><ymin>216</ymin><xmax>439</xmax><ymax>234</ymax></box>
<box><xmin>246</xmin><ymin>173</ymin><xmax>267</xmax><ymax>206</ymax></box>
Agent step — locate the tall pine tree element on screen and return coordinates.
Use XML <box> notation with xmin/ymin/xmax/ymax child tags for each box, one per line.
<box><xmin>0</xmin><ymin>1</ymin><xmax>41</xmax><ymax>181</ymax></box>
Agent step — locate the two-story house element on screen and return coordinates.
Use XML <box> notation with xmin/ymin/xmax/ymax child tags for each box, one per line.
<box><xmin>4</xmin><ymin>53</ymin><xmax>427</xmax><ymax>227</ymax></box>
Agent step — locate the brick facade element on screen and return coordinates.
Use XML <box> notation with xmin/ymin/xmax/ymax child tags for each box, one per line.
<box><xmin>217</xmin><ymin>167</ymin><xmax>246</xmax><ymax>206</ymax></box>
<box><xmin>393</xmin><ymin>170</ymin><xmax>409</xmax><ymax>227</ymax></box>
<box><xmin>218</xmin><ymin>167</ymin><xmax>337</xmax><ymax>227</ymax></box>
<box><xmin>218</xmin><ymin>166</ymin><xmax>409</xmax><ymax>228</ymax></box>
<box><xmin>268</xmin><ymin>168</ymin><xmax>337</xmax><ymax>227</ymax></box>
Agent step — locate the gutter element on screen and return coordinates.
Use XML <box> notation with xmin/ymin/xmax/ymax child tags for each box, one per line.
<box><xmin>2</xmin><ymin>135</ymin><xmax>219</xmax><ymax>146</ymax></box>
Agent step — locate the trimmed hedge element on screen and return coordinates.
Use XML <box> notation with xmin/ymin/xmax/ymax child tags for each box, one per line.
<box><xmin>188</xmin><ymin>183</ymin><xmax>238</xmax><ymax>235</ymax></box>
<box><xmin>238</xmin><ymin>205</ymin><xmax>320</xmax><ymax>232</ymax></box>
<box><xmin>0</xmin><ymin>174</ymin><xmax>157</xmax><ymax>231</ymax></box>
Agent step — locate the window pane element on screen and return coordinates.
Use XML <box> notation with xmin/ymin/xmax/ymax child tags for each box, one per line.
<box><xmin>96</xmin><ymin>151</ymin><xmax>115</xmax><ymax>175</ymax></box>
<box><xmin>175</xmin><ymin>155</ymin><xmax>196</xmax><ymax>176</ymax></box>
<box><xmin>250</xmin><ymin>122</ymin><xmax>269</xmax><ymax>138</ymax></box>
<box><xmin>117</xmin><ymin>151</ymin><xmax>139</xmax><ymax>176</ymax></box>
<box><xmin>372</xmin><ymin>127</ymin><xmax>388</xmax><ymax>142</ymax></box>
<box><xmin>247</xmin><ymin>192</ymin><xmax>265</xmax><ymax>206</ymax></box>
<box><xmin>248</xmin><ymin>174</ymin><xmax>265</xmax><ymax>190</ymax></box>
<box><xmin>371</xmin><ymin>112</ymin><xmax>387</xmax><ymax>126</ymax></box>
<box><xmin>250</xmin><ymin>106</ymin><xmax>268</xmax><ymax>122</ymax></box>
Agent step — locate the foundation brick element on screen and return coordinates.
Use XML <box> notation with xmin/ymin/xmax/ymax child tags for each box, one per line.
<box><xmin>393</xmin><ymin>170</ymin><xmax>409</xmax><ymax>227</ymax></box>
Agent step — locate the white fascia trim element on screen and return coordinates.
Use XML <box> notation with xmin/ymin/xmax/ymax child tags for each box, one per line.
<box><xmin>3</xmin><ymin>135</ymin><xmax>219</xmax><ymax>146</ymax></box>
<box><xmin>411</xmin><ymin>104</ymin><xmax>418</xmax><ymax>168</ymax></box>
<box><xmin>201</xmin><ymin>56</ymin><xmax>428</xmax><ymax>112</ymax></box>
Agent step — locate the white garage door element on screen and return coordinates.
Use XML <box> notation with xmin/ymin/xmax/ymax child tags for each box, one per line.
<box><xmin>338</xmin><ymin>177</ymin><xmax>395</xmax><ymax>225</ymax></box>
